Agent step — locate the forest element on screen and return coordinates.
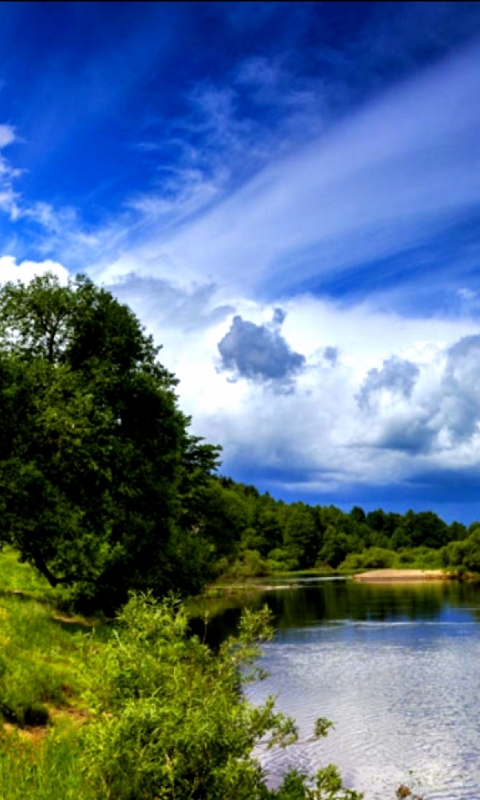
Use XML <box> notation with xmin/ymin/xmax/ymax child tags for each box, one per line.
<box><xmin>203</xmin><ymin>476</ymin><xmax>479</xmax><ymax>579</ymax></box>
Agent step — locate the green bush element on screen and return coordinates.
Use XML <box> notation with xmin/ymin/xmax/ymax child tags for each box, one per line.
<box><xmin>81</xmin><ymin>593</ymin><xmax>362</xmax><ymax>800</ymax></box>
<box><xmin>362</xmin><ymin>547</ymin><xmax>394</xmax><ymax>569</ymax></box>
<box><xmin>267</xmin><ymin>547</ymin><xmax>300</xmax><ymax>572</ymax></box>
<box><xmin>337</xmin><ymin>553</ymin><xmax>365</xmax><ymax>572</ymax></box>
<box><xmin>338</xmin><ymin>548</ymin><xmax>394</xmax><ymax>572</ymax></box>
<box><xmin>223</xmin><ymin>549</ymin><xmax>269</xmax><ymax>578</ymax></box>
<box><xmin>392</xmin><ymin>546</ymin><xmax>443</xmax><ymax>569</ymax></box>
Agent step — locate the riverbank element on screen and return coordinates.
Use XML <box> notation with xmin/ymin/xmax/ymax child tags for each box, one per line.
<box><xmin>353</xmin><ymin>568</ymin><xmax>449</xmax><ymax>582</ymax></box>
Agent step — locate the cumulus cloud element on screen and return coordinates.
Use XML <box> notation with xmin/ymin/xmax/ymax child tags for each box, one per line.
<box><xmin>357</xmin><ymin>356</ymin><xmax>420</xmax><ymax>410</ymax></box>
<box><xmin>437</xmin><ymin>335</ymin><xmax>480</xmax><ymax>445</ymax></box>
<box><xmin>350</xmin><ymin>331</ymin><xmax>480</xmax><ymax>460</ymax></box>
<box><xmin>0</xmin><ymin>255</ymin><xmax>69</xmax><ymax>285</ymax></box>
<box><xmin>94</xmin><ymin>279</ymin><xmax>480</xmax><ymax>514</ymax></box>
<box><xmin>217</xmin><ymin>309</ymin><xmax>305</xmax><ymax>386</ymax></box>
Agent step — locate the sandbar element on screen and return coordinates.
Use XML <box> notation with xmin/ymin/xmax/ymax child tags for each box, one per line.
<box><xmin>353</xmin><ymin>568</ymin><xmax>447</xmax><ymax>583</ymax></box>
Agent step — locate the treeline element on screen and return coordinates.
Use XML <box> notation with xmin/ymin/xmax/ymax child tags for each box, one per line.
<box><xmin>203</xmin><ymin>477</ymin><xmax>480</xmax><ymax>576</ymax></box>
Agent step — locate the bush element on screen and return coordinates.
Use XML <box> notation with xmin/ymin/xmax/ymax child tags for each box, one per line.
<box><xmin>81</xmin><ymin>593</ymin><xmax>362</xmax><ymax>800</ymax></box>
<box><xmin>337</xmin><ymin>553</ymin><xmax>365</xmax><ymax>572</ymax></box>
<box><xmin>223</xmin><ymin>549</ymin><xmax>269</xmax><ymax>578</ymax></box>
<box><xmin>338</xmin><ymin>548</ymin><xmax>394</xmax><ymax>573</ymax></box>
<box><xmin>393</xmin><ymin>546</ymin><xmax>443</xmax><ymax>570</ymax></box>
<box><xmin>266</xmin><ymin>548</ymin><xmax>300</xmax><ymax>572</ymax></box>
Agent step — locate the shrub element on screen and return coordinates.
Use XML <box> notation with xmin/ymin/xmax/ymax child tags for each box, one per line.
<box><xmin>81</xmin><ymin>593</ymin><xmax>362</xmax><ymax>800</ymax></box>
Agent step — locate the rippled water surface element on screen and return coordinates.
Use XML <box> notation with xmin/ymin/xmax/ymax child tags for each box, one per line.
<box><xmin>192</xmin><ymin>579</ymin><xmax>480</xmax><ymax>799</ymax></box>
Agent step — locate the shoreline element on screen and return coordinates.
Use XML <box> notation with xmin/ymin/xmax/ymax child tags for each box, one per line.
<box><xmin>352</xmin><ymin>568</ymin><xmax>448</xmax><ymax>583</ymax></box>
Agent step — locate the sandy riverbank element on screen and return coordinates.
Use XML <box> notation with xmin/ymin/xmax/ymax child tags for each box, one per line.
<box><xmin>353</xmin><ymin>568</ymin><xmax>447</xmax><ymax>583</ymax></box>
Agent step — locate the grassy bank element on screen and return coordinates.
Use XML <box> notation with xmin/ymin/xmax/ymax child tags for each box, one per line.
<box><xmin>0</xmin><ymin>547</ymin><xmax>100</xmax><ymax>799</ymax></box>
<box><xmin>0</xmin><ymin>547</ymin><xmax>98</xmax><ymax>727</ymax></box>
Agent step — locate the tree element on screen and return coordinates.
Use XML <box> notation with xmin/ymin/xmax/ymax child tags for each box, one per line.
<box><xmin>283</xmin><ymin>503</ymin><xmax>319</xmax><ymax>569</ymax></box>
<box><xmin>0</xmin><ymin>273</ymin><xmax>220</xmax><ymax>611</ymax></box>
<box><xmin>318</xmin><ymin>525</ymin><xmax>351</xmax><ymax>569</ymax></box>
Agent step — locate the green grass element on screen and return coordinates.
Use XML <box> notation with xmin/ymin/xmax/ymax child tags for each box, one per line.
<box><xmin>0</xmin><ymin>594</ymin><xmax>92</xmax><ymax>725</ymax></box>
<box><xmin>0</xmin><ymin>547</ymin><xmax>101</xmax><ymax>799</ymax></box>
<box><xmin>0</xmin><ymin>546</ymin><xmax>59</xmax><ymax>600</ymax></box>
<box><xmin>0</xmin><ymin>723</ymin><xmax>95</xmax><ymax>800</ymax></box>
<box><xmin>0</xmin><ymin>547</ymin><xmax>96</xmax><ymax>727</ymax></box>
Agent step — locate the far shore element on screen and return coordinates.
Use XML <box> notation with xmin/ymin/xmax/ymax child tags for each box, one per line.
<box><xmin>352</xmin><ymin>568</ymin><xmax>448</xmax><ymax>583</ymax></box>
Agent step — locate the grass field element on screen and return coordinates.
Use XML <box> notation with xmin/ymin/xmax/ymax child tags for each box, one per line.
<box><xmin>0</xmin><ymin>547</ymin><xmax>99</xmax><ymax>799</ymax></box>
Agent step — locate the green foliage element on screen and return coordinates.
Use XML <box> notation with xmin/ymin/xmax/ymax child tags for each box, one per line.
<box><xmin>1</xmin><ymin>550</ymin><xmax>362</xmax><ymax>800</ymax></box>
<box><xmin>442</xmin><ymin>539</ymin><xmax>469</xmax><ymax>567</ymax></box>
<box><xmin>283</xmin><ymin>504</ymin><xmax>319</xmax><ymax>569</ymax></box>
<box><xmin>318</xmin><ymin>526</ymin><xmax>351</xmax><ymax>569</ymax></box>
<box><xmin>458</xmin><ymin>530</ymin><xmax>480</xmax><ymax>573</ymax></box>
<box><xmin>340</xmin><ymin>546</ymin><xmax>444</xmax><ymax>573</ymax></box>
<box><xmin>0</xmin><ymin>273</ymin><xmax>220</xmax><ymax>611</ymax></box>
<box><xmin>273</xmin><ymin>765</ymin><xmax>362</xmax><ymax>800</ymax></box>
<box><xmin>225</xmin><ymin>549</ymin><xmax>269</xmax><ymax>579</ymax></box>
<box><xmin>266</xmin><ymin>547</ymin><xmax>301</xmax><ymax>573</ymax></box>
<box><xmin>81</xmin><ymin>593</ymin><xmax>361</xmax><ymax>800</ymax></box>
<box><xmin>0</xmin><ymin>544</ymin><xmax>59</xmax><ymax>599</ymax></box>
<box><xmin>205</xmin><ymin>478</ymin><xmax>472</xmax><ymax>579</ymax></box>
<box><xmin>339</xmin><ymin>547</ymin><xmax>393</xmax><ymax>573</ymax></box>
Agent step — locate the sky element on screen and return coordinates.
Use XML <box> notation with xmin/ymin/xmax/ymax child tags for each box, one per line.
<box><xmin>3</xmin><ymin>2</ymin><xmax>480</xmax><ymax>523</ymax></box>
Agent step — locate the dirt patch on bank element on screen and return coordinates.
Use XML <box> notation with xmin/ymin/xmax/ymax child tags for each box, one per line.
<box><xmin>353</xmin><ymin>569</ymin><xmax>448</xmax><ymax>583</ymax></box>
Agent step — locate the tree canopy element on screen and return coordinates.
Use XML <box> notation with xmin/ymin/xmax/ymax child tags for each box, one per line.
<box><xmin>0</xmin><ymin>273</ymin><xmax>220</xmax><ymax>611</ymax></box>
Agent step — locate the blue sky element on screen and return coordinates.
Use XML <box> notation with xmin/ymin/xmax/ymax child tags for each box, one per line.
<box><xmin>3</xmin><ymin>2</ymin><xmax>480</xmax><ymax>522</ymax></box>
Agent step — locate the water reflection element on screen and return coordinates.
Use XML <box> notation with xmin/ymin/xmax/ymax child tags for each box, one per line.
<box><xmin>189</xmin><ymin>579</ymin><xmax>480</xmax><ymax>643</ymax></box>
<box><xmin>189</xmin><ymin>579</ymin><xmax>480</xmax><ymax>800</ymax></box>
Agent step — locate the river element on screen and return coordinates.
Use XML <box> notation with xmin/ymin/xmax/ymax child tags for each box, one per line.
<box><xmin>190</xmin><ymin>577</ymin><xmax>480</xmax><ymax>800</ymax></box>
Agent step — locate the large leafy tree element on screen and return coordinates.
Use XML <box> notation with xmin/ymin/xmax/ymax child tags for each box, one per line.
<box><xmin>0</xmin><ymin>273</ymin><xmax>220</xmax><ymax>610</ymax></box>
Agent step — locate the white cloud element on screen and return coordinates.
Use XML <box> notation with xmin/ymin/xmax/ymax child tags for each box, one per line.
<box><xmin>0</xmin><ymin>255</ymin><xmax>70</xmax><ymax>285</ymax></box>
<box><xmin>0</xmin><ymin>124</ymin><xmax>15</xmax><ymax>149</ymax></box>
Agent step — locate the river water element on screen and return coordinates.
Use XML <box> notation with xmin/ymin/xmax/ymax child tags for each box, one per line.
<box><xmin>190</xmin><ymin>577</ymin><xmax>480</xmax><ymax>800</ymax></box>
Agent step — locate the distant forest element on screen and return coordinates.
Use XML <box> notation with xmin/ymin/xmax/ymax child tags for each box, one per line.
<box><xmin>208</xmin><ymin>476</ymin><xmax>480</xmax><ymax>577</ymax></box>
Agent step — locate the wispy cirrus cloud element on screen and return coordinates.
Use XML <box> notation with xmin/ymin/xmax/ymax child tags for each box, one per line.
<box><xmin>106</xmin><ymin>37</ymin><xmax>480</xmax><ymax>316</ymax></box>
<box><xmin>0</xmin><ymin>124</ymin><xmax>21</xmax><ymax>219</ymax></box>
